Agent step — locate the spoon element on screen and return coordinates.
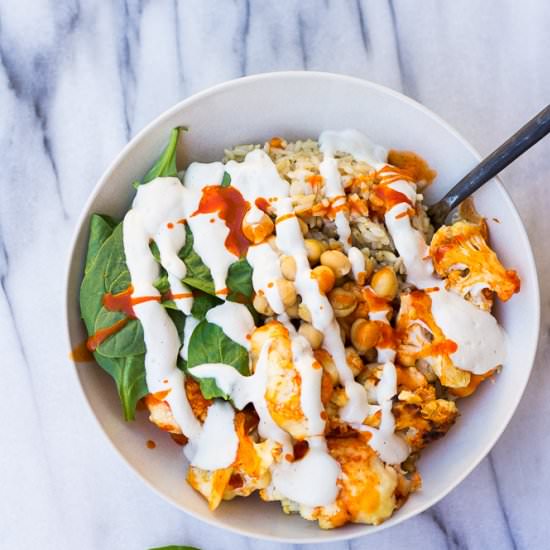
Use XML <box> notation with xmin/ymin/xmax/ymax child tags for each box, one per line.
<box><xmin>427</xmin><ymin>104</ymin><xmax>550</xmax><ymax>228</ymax></box>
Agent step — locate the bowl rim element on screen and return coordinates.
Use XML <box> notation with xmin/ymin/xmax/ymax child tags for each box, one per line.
<box><xmin>64</xmin><ymin>70</ymin><xmax>541</xmax><ymax>543</ymax></box>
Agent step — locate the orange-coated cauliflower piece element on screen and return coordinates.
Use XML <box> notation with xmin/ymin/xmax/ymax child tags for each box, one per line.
<box><xmin>430</xmin><ymin>220</ymin><xmax>520</xmax><ymax>310</ymax></box>
<box><xmin>187</xmin><ymin>411</ymin><xmax>279</xmax><ymax>510</ymax></box>
<box><xmin>396</xmin><ymin>291</ymin><xmax>471</xmax><ymax>389</ymax></box>
<box><xmin>261</xmin><ymin>434</ymin><xmax>414</xmax><ymax>528</ymax></box>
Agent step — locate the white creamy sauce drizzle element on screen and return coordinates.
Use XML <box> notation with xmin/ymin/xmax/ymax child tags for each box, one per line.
<box><xmin>381</xmin><ymin>167</ymin><xmax>507</xmax><ymax>374</ymax></box>
<box><xmin>348</xmin><ymin>246</ymin><xmax>366</xmax><ymax>282</ymax></box>
<box><xmin>120</xmin><ymin>129</ymin><xmax>508</xmax><ymax>513</ymax></box>
<box><xmin>319</xmin><ymin>129</ymin><xmax>388</xmax><ymax>167</ymax></box>
<box><xmin>430</xmin><ymin>290</ymin><xmax>506</xmax><ymax>374</ymax></box>
<box><xmin>123</xmin><ymin>179</ymin><xmax>202</xmax><ymax>443</ymax></box>
<box><xmin>123</xmin><ymin>174</ymin><xmax>241</xmax><ymax>470</ymax></box>
<box><xmin>181</xmin><ymin>316</ymin><xmax>200</xmax><ymax>361</ymax></box>
<box><xmin>205</xmin><ymin>301</ymin><xmax>255</xmax><ymax>351</ymax></box>
<box><xmin>270</xmin><ymin>436</ymin><xmax>340</xmax><ymax>507</ymax></box>
<box><xmin>363</xmin><ymin>294</ymin><xmax>409</xmax><ymax>463</ymax></box>
<box><xmin>183</xmin><ymin>400</ymin><xmax>239</xmax><ymax>470</ymax></box>
<box><xmin>360</xmin><ymin>363</ymin><xmax>409</xmax><ymax>465</ymax></box>
<box><xmin>227</xmin><ymin>149</ymin><xmax>369</xmax><ymax>425</ymax></box>
<box><xmin>273</xmin><ymin>197</ymin><xmax>370</xmax><ymax>424</ymax></box>
<box><xmin>190</xmin><ymin>342</ymin><xmax>293</xmax><ymax>454</ymax></box>
<box><xmin>191</xmin><ymin>326</ymin><xmax>341</xmax><ymax>508</ymax></box>
<box><xmin>246</xmin><ymin>242</ymin><xmax>285</xmax><ymax>314</ymax></box>
<box><xmin>167</xmin><ymin>273</ymin><xmax>193</xmax><ymax>315</ymax></box>
<box><xmin>182</xmin><ymin>162</ymin><xmax>235</xmax><ymax>296</ymax></box>
<box><xmin>279</xmin><ymin>316</ymin><xmax>325</xmax><ymax>436</ymax></box>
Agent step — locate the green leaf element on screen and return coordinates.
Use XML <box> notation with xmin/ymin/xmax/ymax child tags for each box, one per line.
<box><xmin>142</xmin><ymin>127</ymin><xmax>184</xmax><ymax>185</ymax></box>
<box><xmin>153</xmin><ymin>273</ymin><xmax>170</xmax><ymax>295</ymax></box>
<box><xmin>80</xmin><ymin>221</ymin><xmax>149</xmax><ymax>419</ymax></box>
<box><xmin>149</xmin><ymin>546</ymin><xmax>200</xmax><ymax>550</ymax></box>
<box><xmin>191</xmin><ymin>291</ymin><xmax>222</xmax><ymax>320</ymax></box>
<box><xmin>85</xmin><ymin>214</ymin><xmax>117</xmax><ymax>274</ymax></box>
<box><xmin>93</xmin><ymin>352</ymin><xmax>147</xmax><ymax>421</ymax></box>
<box><xmin>94</xmin><ymin>310</ymin><xmax>146</xmax><ymax>357</ymax></box>
<box><xmin>220</xmin><ymin>171</ymin><xmax>231</xmax><ymax>187</ymax></box>
<box><xmin>167</xmin><ymin>308</ymin><xmax>186</xmax><ymax>339</ymax></box>
<box><xmin>187</xmin><ymin>320</ymin><xmax>249</xmax><ymax>399</ymax></box>
<box><xmin>150</xmin><ymin>241</ymin><xmax>161</xmax><ymax>261</ymax></box>
<box><xmin>180</xmin><ymin>225</ymin><xmax>216</xmax><ymax>294</ymax></box>
<box><xmin>178</xmin><ymin>226</ymin><xmax>254</xmax><ymax>302</ymax></box>
<box><xmin>227</xmin><ymin>259</ymin><xmax>253</xmax><ymax>300</ymax></box>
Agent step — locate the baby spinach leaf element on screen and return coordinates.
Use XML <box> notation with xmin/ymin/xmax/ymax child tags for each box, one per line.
<box><xmin>167</xmin><ymin>308</ymin><xmax>186</xmax><ymax>339</ymax></box>
<box><xmin>227</xmin><ymin>259</ymin><xmax>253</xmax><ymax>300</ymax></box>
<box><xmin>81</xmin><ymin>223</ymin><xmax>132</xmax><ymax>334</ymax></box>
<box><xmin>191</xmin><ymin>291</ymin><xmax>222</xmax><ymax>320</ymax></box>
<box><xmin>187</xmin><ymin>320</ymin><xmax>249</xmax><ymax>399</ymax></box>
<box><xmin>220</xmin><ymin>171</ymin><xmax>231</xmax><ymax>187</ymax></box>
<box><xmin>80</xmin><ymin>221</ymin><xmax>148</xmax><ymax>419</ymax></box>
<box><xmin>85</xmin><ymin>214</ymin><xmax>117</xmax><ymax>273</ymax></box>
<box><xmin>178</xmin><ymin>225</ymin><xmax>254</xmax><ymax>303</ymax></box>
<box><xmin>142</xmin><ymin>127</ymin><xmax>185</xmax><ymax>185</ymax></box>
<box><xmin>94</xmin><ymin>309</ymin><xmax>146</xmax><ymax>357</ymax></box>
<box><xmin>93</xmin><ymin>352</ymin><xmax>147</xmax><ymax>421</ymax></box>
<box><xmin>179</xmin><ymin>225</ymin><xmax>216</xmax><ymax>294</ymax></box>
<box><xmin>153</xmin><ymin>273</ymin><xmax>170</xmax><ymax>295</ymax></box>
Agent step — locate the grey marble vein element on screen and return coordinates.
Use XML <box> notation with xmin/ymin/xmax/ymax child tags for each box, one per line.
<box><xmin>0</xmin><ymin>0</ymin><xmax>549</xmax><ymax>549</ymax></box>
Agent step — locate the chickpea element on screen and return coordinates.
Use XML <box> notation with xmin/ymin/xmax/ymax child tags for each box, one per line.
<box><xmin>304</xmin><ymin>239</ymin><xmax>323</xmax><ymax>265</ymax></box>
<box><xmin>320</xmin><ymin>250</ymin><xmax>351</xmax><ymax>278</ymax></box>
<box><xmin>242</xmin><ymin>213</ymin><xmax>274</xmax><ymax>244</ymax></box>
<box><xmin>352</xmin><ymin>301</ymin><xmax>370</xmax><ymax>320</ymax></box>
<box><xmin>253</xmin><ymin>293</ymin><xmax>274</xmax><ymax>316</ymax></box>
<box><xmin>298</xmin><ymin>217</ymin><xmax>308</xmax><ymax>235</ymax></box>
<box><xmin>298</xmin><ymin>303</ymin><xmax>312</xmax><ymax>323</ymax></box>
<box><xmin>266</xmin><ymin>234</ymin><xmax>279</xmax><ymax>252</ymax></box>
<box><xmin>346</xmin><ymin>347</ymin><xmax>364</xmax><ymax>377</ymax></box>
<box><xmin>280</xmin><ymin>255</ymin><xmax>296</xmax><ymax>281</ymax></box>
<box><xmin>328</xmin><ymin>287</ymin><xmax>358</xmax><ymax>318</ymax></box>
<box><xmin>299</xmin><ymin>322</ymin><xmax>324</xmax><ymax>350</ymax></box>
<box><xmin>311</xmin><ymin>265</ymin><xmax>336</xmax><ymax>294</ymax></box>
<box><xmin>350</xmin><ymin>319</ymin><xmax>381</xmax><ymax>353</ymax></box>
<box><xmin>362</xmin><ymin>255</ymin><xmax>375</xmax><ymax>283</ymax></box>
<box><xmin>371</xmin><ymin>266</ymin><xmax>398</xmax><ymax>300</ymax></box>
<box><xmin>276</xmin><ymin>278</ymin><xmax>297</xmax><ymax>307</ymax></box>
<box><xmin>339</xmin><ymin>321</ymin><xmax>349</xmax><ymax>343</ymax></box>
<box><xmin>315</xmin><ymin>349</ymin><xmax>339</xmax><ymax>385</ymax></box>
<box><xmin>285</xmin><ymin>302</ymin><xmax>299</xmax><ymax>318</ymax></box>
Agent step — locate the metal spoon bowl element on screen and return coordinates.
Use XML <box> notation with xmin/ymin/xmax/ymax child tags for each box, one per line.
<box><xmin>427</xmin><ymin>104</ymin><xmax>550</xmax><ymax>228</ymax></box>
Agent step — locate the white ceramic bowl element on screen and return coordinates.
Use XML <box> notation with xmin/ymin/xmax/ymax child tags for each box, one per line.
<box><xmin>65</xmin><ymin>71</ymin><xmax>540</xmax><ymax>543</ymax></box>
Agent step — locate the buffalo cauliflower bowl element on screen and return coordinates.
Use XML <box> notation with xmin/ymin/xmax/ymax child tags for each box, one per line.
<box><xmin>65</xmin><ymin>72</ymin><xmax>539</xmax><ymax>543</ymax></box>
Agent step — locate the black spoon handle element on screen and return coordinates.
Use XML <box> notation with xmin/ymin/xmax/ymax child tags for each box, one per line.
<box><xmin>429</xmin><ymin>104</ymin><xmax>550</xmax><ymax>227</ymax></box>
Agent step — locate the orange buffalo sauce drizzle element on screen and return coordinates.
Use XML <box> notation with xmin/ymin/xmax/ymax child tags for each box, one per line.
<box><xmin>86</xmin><ymin>318</ymin><xmax>129</xmax><ymax>351</ymax></box>
<box><xmin>373</xmin><ymin>184</ymin><xmax>412</xmax><ymax>211</ymax></box>
<box><xmin>164</xmin><ymin>290</ymin><xmax>193</xmax><ymax>300</ymax></box>
<box><xmin>275</xmin><ymin>212</ymin><xmax>296</xmax><ymax>224</ymax></box>
<box><xmin>255</xmin><ymin>197</ymin><xmax>270</xmax><ymax>213</ymax></box>
<box><xmin>86</xmin><ymin>286</ymin><xmax>161</xmax><ymax>351</ymax></box>
<box><xmin>192</xmin><ymin>185</ymin><xmax>251</xmax><ymax>257</ymax></box>
<box><xmin>70</xmin><ymin>340</ymin><xmax>94</xmax><ymax>362</ymax></box>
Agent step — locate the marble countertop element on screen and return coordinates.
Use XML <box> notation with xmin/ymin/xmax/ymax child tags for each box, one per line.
<box><xmin>1</xmin><ymin>1</ymin><xmax>549</xmax><ymax>549</ymax></box>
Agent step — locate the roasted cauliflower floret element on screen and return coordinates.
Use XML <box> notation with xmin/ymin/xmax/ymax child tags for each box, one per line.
<box><xmin>187</xmin><ymin>412</ymin><xmax>279</xmax><ymax>510</ymax></box>
<box><xmin>393</xmin><ymin>396</ymin><xmax>458</xmax><ymax>452</ymax></box>
<box><xmin>250</xmin><ymin>321</ymin><xmax>331</xmax><ymax>440</ymax></box>
<box><xmin>262</xmin><ymin>434</ymin><xmax>413</xmax><ymax>529</ymax></box>
<box><xmin>396</xmin><ymin>291</ymin><xmax>471</xmax><ymax>389</ymax></box>
<box><xmin>387</xmin><ymin>149</ymin><xmax>437</xmax><ymax>189</ymax></box>
<box><xmin>430</xmin><ymin>220</ymin><xmax>520</xmax><ymax>310</ymax></box>
<box><xmin>144</xmin><ymin>377</ymin><xmax>211</xmax><ymax>435</ymax></box>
